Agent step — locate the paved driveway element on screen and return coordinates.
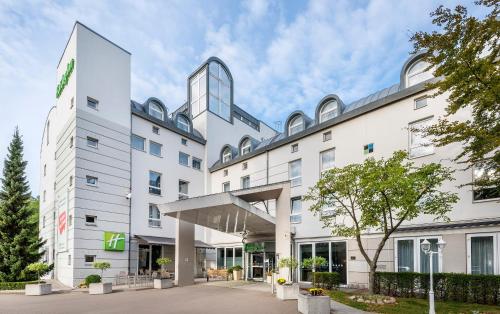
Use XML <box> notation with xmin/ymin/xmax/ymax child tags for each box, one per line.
<box><xmin>0</xmin><ymin>285</ymin><xmax>299</xmax><ymax>314</ymax></box>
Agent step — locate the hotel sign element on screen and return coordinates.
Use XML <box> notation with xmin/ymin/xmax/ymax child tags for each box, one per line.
<box><xmin>104</xmin><ymin>232</ymin><xmax>125</xmax><ymax>251</ymax></box>
<box><xmin>56</xmin><ymin>58</ymin><xmax>75</xmax><ymax>98</ymax></box>
<box><xmin>244</xmin><ymin>242</ymin><xmax>264</xmax><ymax>253</ymax></box>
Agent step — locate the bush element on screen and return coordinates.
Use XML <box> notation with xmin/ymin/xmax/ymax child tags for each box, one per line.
<box><xmin>313</xmin><ymin>272</ymin><xmax>340</xmax><ymax>290</ymax></box>
<box><xmin>85</xmin><ymin>274</ymin><xmax>102</xmax><ymax>286</ymax></box>
<box><xmin>232</xmin><ymin>265</ymin><xmax>243</xmax><ymax>271</ymax></box>
<box><xmin>374</xmin><ymin>272</ymin><xmax>500</xmax><ymax>305</ymax></box>
<box><xmin>0</xmin><ymin>281</ymin><xmax>39</xmax><ymax>290</ymax></box>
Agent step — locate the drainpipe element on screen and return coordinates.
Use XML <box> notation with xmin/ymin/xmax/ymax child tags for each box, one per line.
<box><xmin>127</xmin><ymin>110</ymin><xmax>133</xmax><ymax>275</ymax></box>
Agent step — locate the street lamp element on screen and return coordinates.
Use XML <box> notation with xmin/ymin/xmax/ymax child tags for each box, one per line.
<box><xmin>420</xmin><ymin>238</ymin><xmax>446</xmax><ymax>314</ymax></box>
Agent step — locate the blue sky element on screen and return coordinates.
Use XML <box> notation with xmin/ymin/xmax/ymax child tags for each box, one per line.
<box><xmin>0</xmin><ymin>0</ymin><xmax>481</xmax><ymax>194</ymax></box>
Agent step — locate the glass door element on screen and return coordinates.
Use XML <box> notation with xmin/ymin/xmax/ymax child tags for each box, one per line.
<box><xmin>299</xmin><ymin>244</ymin><xmax>313</xmax><ymax>281</ymax></box>
<box><xmin>331</xmin><ymin>242</ymin><xmax>347</xmax><ymax>284</ymax></box>
<box><xmin>251</xmin><ymin>253</ymin><xmax>264</xmax><ymax>279</ymax></box>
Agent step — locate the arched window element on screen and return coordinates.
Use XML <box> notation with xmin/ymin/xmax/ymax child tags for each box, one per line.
<box><xmin>46</xmin><ymin>121</ymin><xmax>50</xmax><ymax>146</ymax></box>
<box><xmin>177</xmin><ymin>115</ymin><xmax>190</xmax><ymax>132</ymax></box>
<box><xmin>240</xmin><ymin>138</ymin><xmax>251</xmax><ymax>156</ymax></box>
<box><xmin>208</xmin><ymin>61</ymin><xmax>231</xmax><ymax>121</ymax></box>
<box><xmin>319</xmin><ymin>100</ymin><xmax>338</xmax><ymax>123</ymax></box>
<box><xmin>149</xmin><ymin>102</ymin><xmax>164</xmax><ymax>120</ymax></box>
<box><xmin>222</xmin><ymin>147</ymin><xmax>232</xmax><ymax>163</ymax></box>
<box><xmin>288</xmin><ymin>116</ymin><xmax>304</xmax><ymax>136</ymax></box>
<box><xmin>406</xmin><ymin>60</ymin><xmax>433</xmax><ymax>87</ymax></box>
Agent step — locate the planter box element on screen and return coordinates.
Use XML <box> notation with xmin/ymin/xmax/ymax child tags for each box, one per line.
<box><xmin>89</xmin><ymin>282</ymin><xmax>112</xmax><ymax>295</ymax></box>
<box><xmin>232</xmin><ymin>270</ymin><xmax>243</xmax><ymax>281</ymax></box>
<box><xmin>25</xmin><ymin>283</ymin><xmax>52</xmax><ymax>296</ymax></box>
<box><xmin>276</xmin><ymin>283</ymin><xmax>299</xmax><ymax>300</ymax></box>
<box><xmin>266</xmin><ymin>275</ymin><xmax>273</xmax><ymax>284</ymax></box>
<box><xmin>298</xmin><ymin>293</ymin><xmax>331</xmax><ymax>314</ymax></box>
<box><xmin>154</xmin><ymin>278</ymin><xmax>173</xmax><ymax>289</ymax></box>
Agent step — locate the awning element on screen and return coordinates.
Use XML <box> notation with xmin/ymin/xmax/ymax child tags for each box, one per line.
<box><xmin>135</xmin><ymin>235</ymin><xmax>213</xmax><ymax>248</ymax></box>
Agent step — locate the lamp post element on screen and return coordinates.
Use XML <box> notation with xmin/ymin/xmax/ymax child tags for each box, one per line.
<box><xmin>420</xmin><ymin>238</ymin><xmax>446</xmax><ymax>314</ymax></box>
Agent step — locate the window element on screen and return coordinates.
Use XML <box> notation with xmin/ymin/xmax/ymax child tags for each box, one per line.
<box><xmin>289</xmin><ymin>159</ymin><xmax>302</xmax><ymax>187</ymax></box>
<box><xmin>150</xmin><ymin>141</ymin><xmax>162</xmax><ymax>157</ymax></box>
<box><xmin>415</xmin><ymin>97</ymin><xmax>428</xmax><ymax>109</ymax></box>
<box><xmin>319</xmin><ymin>100</ymin><xmax>338</xmax><ymax>123</ymax></box>
<box><xmin>85</xmin><ymin>215</ymin><xmax>96</xmax><ymax>225</ymax></box>
<box><xmin>291</xmin><ymin>143</ymin><xmax>298</xmax><ymax>153</ymax></box>
<box><xmin>43</xmin><ymin>190</ymin><xmax>46</xmax><ymax>202</ymax></box>
<box><xmin>85</xmin><ymin>255</ymin><xmax>96</xmax><ymax>264</ymax></box>
<box><xmin>240</xmin><ymin>138</ymin><xmax>251</xmax><ymax>155</ymax></box>
<box><xmin>396</xmin><ymin>239</ymin><xmax>414</xmax><ymax>272</ymax></box>
<box><xmin>473</xmin><ymin>163</ymin><xmax>500</xmax><ymax>201</ymax></box>
<box><xmin>149</xmin><ymin>204</ymin><xmax>161</xmax><ymax>227</ymax></box>
<box><xmin>131</xmin><ymin>134</ymin><xmax>145</xmax><ymax>151</ymax></box>
<box><xmin>288</xmin><ymin>116</ymin><xmax>304</xmax><ymax>135</ymax></box>
<box><xmin>178</xmin><ymin>180</ymin><xmax>189</xmax><ymax>200</ymax></box>
<box><xmin>467</xmin><ymin>234</ymin><xmax>497</xmax><ymax>275</ymax></box>
<box><xmin>53</xmin><ymin>182</ymin><xmax>56</xmax><ymax>191</ymax></box>
<box><xmin>320</xmin><ymin>149</ymin><xmax>335</xmax><ymax>173</ymax></box>
<box><xmin>69</xmin><ymin>175</ymin><xmax>73</xmax><ymax>187</ymax></box>
<box><xmin>179</xmin><ymin>152</ymin><xmax>189</xmax><ymax>166</ymax></box>
<box><xmin>222</xmin><ymin>147</ymin><xmax>232</xmax><ymax>163</ymax></box>
<box><xmin>395</xmin><ymin>237</ymin><xmax>442</xmax><ymax>273</ymax></box>
<box><xmin>149</xmin><ymin>102</ymin><xmax>164</xmax><ymax>120</ymax></box>
<box><xmin>241</xmin><ymin>176</ymin><xmax>250</xmax><ymax>189</ymax></box>
<box><xmin>177</xmin><ymin>115</ymin><xmax>190</xmax><ymax>132</ymax></box>
<box><xmin>149</xmin><ymin>171</ymin><xmax>161</xmax><ymax>195</ymax></box>
<box><xmin>290</xmin><ymin>197</ymin><xmax>302</xmax><ymax>223</ymax></box>
<box><xmin>70</xmin><ymin>97</ymin><xmax>74</xmax><ymax>109</ymax></box>
<box><xmin>68</xmin><ymin>214</ymin><xmax>72</xmax><ymax>226</ymax></box>
<box><xmin>87</xmin><ymin>97</ymin><xmax>98</xmax><ymax>110</ymax></box>
<box><xmin>42</xmin><ymin>216</ymin><xmax>46</xmax><ymax>228</ymax></box>
<box><xmin>406</xmin><ymin>60</ymin><xmax>433</xmax><ymax>87</ymax></box>
<box><xmin>192</xmin><ymin>158</ymin><xmax>202</xmax><ymax>170</ymax></box>
<box><xmin>363</xmin><ymin>143</ymin><xmax>374</xmax><ymax>155</ymax></box>
<box><xmin>242</xmin><ymin>162</ymin><xmax>248</xmax><ymax>170</ymax></box>
<box><xmin>46</xmin><ymin>121</ymin><xmax>50</xmax><ymax>145</ymax></box>
<box><xmin>86</xmin><ymin>175</ymin><xmax>98</xmax><ymax>186</ymax></box>
<box><xmin>190</xmin><ymin>66</ymin><xmax>207</xmax><ymax>117</ymax></box>
<box><xmin>68</xmin><ymin>254</ymin><xmax>71</xmax><ymax>266</ymax></box>
<box><xmin>323</xmin><ymin>131</ymin><xmax>332</xmax><ymax>142</ymax></box>
<box><xmin>87</xmin><ymin>136</ymin><xmax>98</xmax><ymax>148</ymax></box>
<box><xmin>152</xmin><ymin>126</ymin><xmax>160</xmax><ymax>134</ymax></box>
<box><xmin>181</xmin><ymin>138</ymin><xmax>188</xmax><ymax>145</ymax></box>
<box><xmin>223</xmin><ymin>169</ymin><xmax>228</xmax><ymax>177</ymax></box>
<box><xmin>223</xmin><ymin>182</ymin><xmax>230</xmax><ymax>192</ymax></box>
<box><xmin>409</xmin><ymin>118</ymin><xmax>434</xmax><ymax>158</ymax></box>
<box><xmin>69</xmin><ymin>136</ymin><xmax>74</xmax><ymax>148</ymax></box>
<box><xmin>208</xmin><ymin>61</ymin><xmax>231</xmax><ymax>121</ymax></box>
<box><xmin>44</xmin><ymin>164</ymin><xmax>47</xmax><ymax>176</ymax></box>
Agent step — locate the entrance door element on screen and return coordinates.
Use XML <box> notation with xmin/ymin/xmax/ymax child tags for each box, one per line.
<box><xmin>251</xmin><ymin>253</ymin><xmax>264</xmax><ymax>279</ymax></box>
<box><xmin>299</xmin><ymin>244</ymin><xmax>313</xmax><ymax>281</ymax></box>
<box><xmin>331</xmin><ymin>242</ymin><xmax>347</xmax><ymax>284</ymax></box>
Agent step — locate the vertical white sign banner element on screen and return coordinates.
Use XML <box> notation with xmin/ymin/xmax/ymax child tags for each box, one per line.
<box><xmin>57</xmin><ymin>193</ymin><xmax>67</xmax><ymax>252</ymax></box>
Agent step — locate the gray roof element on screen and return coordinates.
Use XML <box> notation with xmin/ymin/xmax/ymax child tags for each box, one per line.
<box><xmin>345</xmin><ymin>84</ymin><xmax>400</xmax><ymax>112</ymax></box>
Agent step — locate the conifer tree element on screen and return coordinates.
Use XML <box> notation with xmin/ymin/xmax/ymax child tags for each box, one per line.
<box><xmin>0</xmin><ymin>128</ymin><xmax>45</xmax><ymax>281</ymax></box>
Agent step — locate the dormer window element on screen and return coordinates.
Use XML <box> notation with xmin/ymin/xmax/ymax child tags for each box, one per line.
<box><xmin>319</xmin><ymin>100</ymin><xmax>338</xmax><ymax>123</ymax></box>
<box><xmin>406</xmin><ymin>60</ymin><xmax>433</xmax><ymax>87</ymax></box>
<box><xmin>240</xmin><ymin>138</ymin><xmax>251</xmax><ymax>156</ymax></box>
<box><xmin>288</xmin><ymin>116</ymin><xmax>304</xmax><ymax>136</ymax></box>
<box><xmin>149</xmin><ymin>102</ymin><xmax>164</xmax><ymax>121</ymax></box>
<box><xmin>177</xmin><ymin>115</ymin><xmax>190</xmax><ymax>132</ymax></box>
<box><xmin>222</xmin><ymin>147</ymin><xmax>232</xmax><ymax>163</ymax></box>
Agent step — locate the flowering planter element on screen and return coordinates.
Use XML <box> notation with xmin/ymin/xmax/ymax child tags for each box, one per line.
<box><xmin>276</xmin><ymin>283</ymin><xmax>299</xmax><ymax>300</ymax></box>
<box><xmin>154</xmin><ymin>278</ymin><xmax>173</xmax><ymax>289</ymax></box>
<box><xmin>297</xmin><ymin>293</ymin><xmax>331</xmax><ymax>314</ymax></box>
<box><xmin>25</xmin><ymin>283</ymin><xmax>52</xmax><ymax>296</ymax></box>
<box><xmin>89</xmin><ymin>282</ymin><xmax>112</xmax><ymax>294</ymax></box>
<box><xmin>233</xmin><ymin>270</ymin><xmax>243</xmax><ymax>281</ymax></box>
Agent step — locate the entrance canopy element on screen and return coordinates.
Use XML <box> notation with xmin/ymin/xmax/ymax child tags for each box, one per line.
<box><xmin>135</xmin><ymin>235</ymin><xmax>213</xmax><ymax>248</ymax></box>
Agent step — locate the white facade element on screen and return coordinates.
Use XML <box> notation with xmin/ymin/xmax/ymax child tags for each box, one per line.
<box><xmin>40</xmin><ymin>22</ymin><xmax>500</xmax><ymax>288</ymax></box>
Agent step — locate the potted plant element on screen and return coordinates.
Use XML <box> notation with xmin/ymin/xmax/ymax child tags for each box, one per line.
<box><xmin>25</xmin><ymin>262</ymin><xmax>52</xmax><ymax>296</ymax></box>
<box><xmin>154</xmin><ymin>257</ymin><xmax>173</xmax><ymax>289</ymax></box>
<box><xmin>298</xmin><ymin>288</ymin><xmax>331</xmax><ymax>314</ymax></box>
<box><xmin>276</xmin><ymin>257</ymin><xmax>299</xmax><ymax>300</ymax></box>
<box><xmin>232</xmin><ymin>265</ymin><xmax>243</xmax><ymax>280</ymax></box>
<box><xmin>301</xmin><ymin>256</ymin><xmax>327</xmax><ymax>287</ymax></box>
<box><xmin>89</xmin><ymin>261</ymin><xmax>112</xmax><ymax>294</ymax></box>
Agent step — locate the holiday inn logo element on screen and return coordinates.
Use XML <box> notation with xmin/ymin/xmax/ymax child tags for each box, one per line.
<box><xmin>104</xmin><ymin>231</ymin><xmax>125</xmax><ymax>251</ymax></box>
<box><xmin>56</xmin><ymin>58</ymin><xmax>74</xmax><ymax>99</ymax></box>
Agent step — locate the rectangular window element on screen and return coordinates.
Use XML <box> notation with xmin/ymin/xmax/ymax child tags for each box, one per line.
<box><xmin>289</xmin><ymin>159</ymin><xmax>302</xmax><ymax>187</ymax></box>
<box><xmin>85</xmin><ymin>255</ymin><xmax>96</xmax><ymax>264</ymax></box>
<box><xmin>152</xmin><ymin>126</ymin><xmax>159</xmax><ymax>134</ymax></box>
<box><xmin>181</xmin><ymin>138</ymin><xmax>188</xmax><ymax>146</ymax></box>
<box><xmin>150</xmin><ymin>141</ymin><xmax>162</xmax><ymax>157</ymax></box>
<box><xmin>87</xmin><ymin>136</ymin><xmax>98</xmax><ymax>149</ymax></box>
<box><xmin>68</xmin><ymin>254</ymin><xmax>71</xmax><ymax>266</ymax></box>
<box><xmin>178</xmin><ymin>180</ymin><xmax>189</xmax><ymax>200</ymax></box>
<box><xmin>43</xmin><ymin>190</ymin><xmax>46</xmax><ymax>202</ymax></box>
<box><xmin>131</xmin><ymin>134</ymin><xmax>145</xmax><ymax>151</ymax></box>
<box><xmin>395</xmin><ymin>236</ymin><xmax>442</xmax><ymax>273</ymax></box>
<box><xmin>241</xmin><ymin>176</ymin><xmax>250</xmax><ymax>189</ymax></box>
<box><xmin>192</xmin><ymin>158</ymin><xmax>202</xmax><ymax>170</ymax></box>
<box><xmin>69</xmin><ymin>136</ymin><xmax>74</xmax><ymax>148</ymax></box>
<box><xmin>363</xmin><ymin>143</ymin><xmax>374</xmax><ymax>154</ymax></box>
<box><xmin>291</xmin><ymin>143</ymin><xmax>298</xmax><ymax>153</ymax></box>
<box><xmin>86</xmin><ymin>175</ymin><xmax>98</xmax><ymax>186</ymax></box>
<box><xmin>323</xmin><ymin>131</ymin><xmax>332</xmax><ymax>142</ymax></box>
<box><xmin>290</xmin><ymin>197</ymin><xmax>302</xmax><ymax>223</ymax></box>
<box><xmin>223</xmin><ymin>182</ymin><xmax>230</xmax><ymax>192</ymax></box>
<box><xmin>223</xmin><ymin>169</ymin><xmax>228</xmax><ymax>177</ymax></box>
<box><xmin>148</xmin><ymin>204</ymin><xmax>161</xmax><ymax>227</ymax></box>
<box><xmin>85</xmin><ymin>215</ymin><xmax>96</xmax><ymax>225</ymax></box>
<box><xmin>320</xmin><ymin>149</ymin><xmax>335</xmax><ymax>172</ymax></box>
<box><xmin>87</xmin><ymin>97</ymin><xmax>98</xmax><ymax>110</ymax></box>
<box><xmin>149</xmin><ymin>171</ymin><xmax>161</xmax><ymax>195</ymax></box>
<box><xmin>242</xmin><ymin>162</ymin><xmax>248</xmax><ymax>170</ymax></box>
<box><xmin>70</xmin><ymin>97</ymin><xmax>74</xmax><ymax>109</ymax></box>
<box><xmin>409</xmin><ymin>118</ymin><xmax>434</xmax><ymax>158</ymax></box>
<box><xmin>396</xmin><ymin>239</ymin><xmax>414</xmax><ymax>272</ymax></box>
<box><xmin>473</xmin><ymin>163</ymin><xmax>500</xmax><ymax>201</ymax></box>
<box><xmin>468</xmin><ymin>234</ymin><xmax>497</xmax><ymax>275</ymax></box>
<box><xmin>42</xmin><ymin>216</ymin><xmax>46</xmax><ymax>228</ymax></box>
<box><xmin>415</xmin><ymin>97</ymin><xmax>428</xmax><ymax>109</ymax></box>
<box><xmin>44</xmin><ymin>164</ymin><xmax>46</xmax><ymax>176</ymax></box>
<box><xmin>179</xmin><ymin>152</ymin><xmax>189</xmax><ymax>166</ymax></box>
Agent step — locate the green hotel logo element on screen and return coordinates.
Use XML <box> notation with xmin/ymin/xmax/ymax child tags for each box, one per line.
<box><xmin>244</xmin><ymin>242</ymin><xmax>264</xmax><ymax>253</ymax></box>
<box><xmin>104</xmin><ymin>232</ymin><xmax>125</xmax><ymax>251</ymax></box>
<box><xmin>56</xmin><ymin>58</ymin><xmax>75</xmax><ymax>99</ymax></box>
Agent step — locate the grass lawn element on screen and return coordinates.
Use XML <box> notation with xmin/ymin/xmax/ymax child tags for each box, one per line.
<box><xmin>329</xmin><ymin>290</ymin><xmax>500</xmax><ymax>314</ymax></box>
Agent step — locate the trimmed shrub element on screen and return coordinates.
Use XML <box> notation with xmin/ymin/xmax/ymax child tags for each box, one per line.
<box><xmin>374</xmin><ymin>272</ymin><xmax>500</xmax><ymax>305</ymax></box>
<box><xmin>0</xmin><ymin>281</ymin><xmax>39</xmax><ymax>290</ymax></box>
<box><xmin>85</xmin><ymin>274</ymin><xmax>102</xmax><ymax>286</ymax></box>
<box><xmin>313</xmin><ymin>272</ymin><xmax>340</xmax><ymax>290</ymax></box>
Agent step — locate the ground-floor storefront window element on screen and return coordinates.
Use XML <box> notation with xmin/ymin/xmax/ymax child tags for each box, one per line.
<box><xmin>298</xmin><ymin>241</ymin><xmax>347</xmax><ymax>284</ymax></box>
<box><xmin>468</xmin><ymin>233</ymin><xmax>499</xmax><ymax>275</ymax></box>
<box><xmin>394</xmin><ymin>236</ymin><xmax>442</xmax><ymax>274</ymax></box>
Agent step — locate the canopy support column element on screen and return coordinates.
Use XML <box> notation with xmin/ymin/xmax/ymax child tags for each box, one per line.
<box><xmin>175</xmin><ymin>214</ymin><xmax>195</xmax><ymax>287</ymax></box>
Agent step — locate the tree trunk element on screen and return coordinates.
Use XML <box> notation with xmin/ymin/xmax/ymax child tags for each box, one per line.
<box><xmin>368</xmin><ymin>264</ymin><xmax>377</xmax><ymax>294</ymax></box>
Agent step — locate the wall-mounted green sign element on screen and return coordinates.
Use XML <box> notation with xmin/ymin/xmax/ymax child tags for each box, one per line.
<box><xmin>56</xmin><ymin>58</ymin><xmax>75</xmax><ymax>99</ymax></box>
<box><xmin>104</xmin><ymin>231</ymin><xmax>125</xmax><ymax>251</ymax></box>
<box><xmin>244</xmin><ymin>242</ymin><xmax>264</xmax><ymax>253</ymax></box>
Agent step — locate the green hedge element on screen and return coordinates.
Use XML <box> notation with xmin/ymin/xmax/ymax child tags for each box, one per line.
<box><xmin>85</xmin><ymin>274</ymin><xmax>101</xmax><ymax>286</ymax></box>
<box><xmin>0</xmin><ymin>281</ymin><xmax>40</xmax><ymax>290</ymax></box>
<box><xmin>374</xmin><ymin>272</ymin><xmax>500</xmax><ymax>305</ymax></box>
<box><xmin>313</xmin><ymin>272</ymin><xmax>340</xmax><ymax>290</ymax></box>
